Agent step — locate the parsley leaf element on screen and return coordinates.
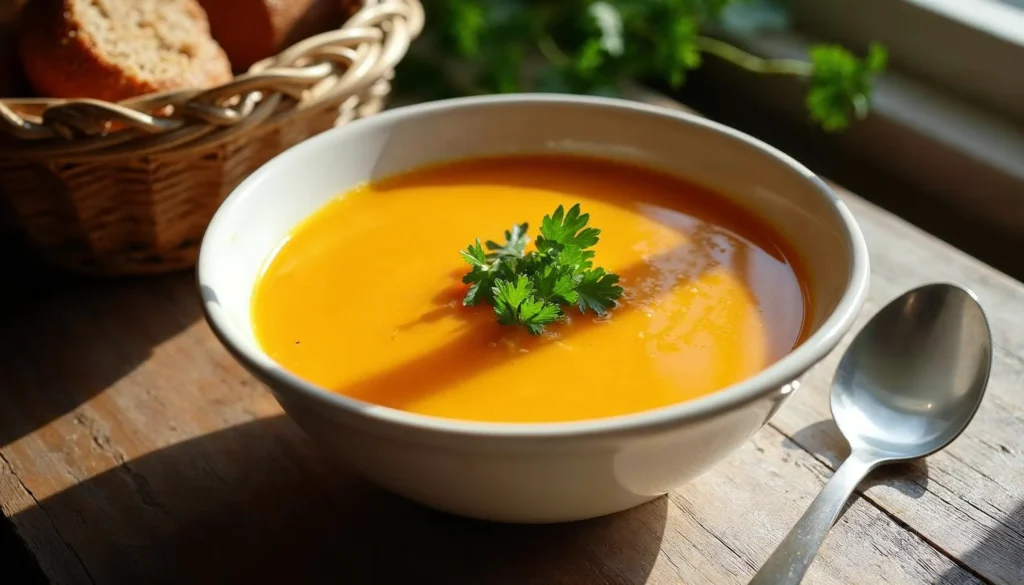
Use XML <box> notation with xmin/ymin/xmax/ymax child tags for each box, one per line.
<box><xmin>576</xmin><ymin>268</ymin><xmax>624</xmax><ymax>315</ymax></box>
<box><xmin>493</xmin><ymin>276</ymin><xmax>535</xmax><ymax>320</ymax></box>
<box><xmin>557</xmin><ymin>244</ymin><xmax>595</xmax><ymax>273</ymax></box>
<box><xmin>460</xmin><ymin>238</ymin><xmax>489</xmax><ymax>268</ymax></box>
<box><xmin>461</xmin><ymin>266</ymin><xmax>496</xmax><ymax>307</ymax></box>
<box><xmin>518</xmin><ymin>298</ymin><xmax>564</xmax><ymax>335</ymax></box>
<box><xmin>807</xmin><ymin>43</ymin><xmax>888</xmax><ymax>132</ymax></box>
<box><xmin>459</xmin><ymin>203</ymin><xmax>625</xmax><ymax>335</ymax></box>
<box><xmin>485</xmin><ymin>222</ymin><xmax>529</xmax><ymax>259</ymax></box>
<box><xmin>537</xmin><ymin>204</ymin><xmax>601</xmax><ymax>253</ymax></box>
<box><xmin>492</xmin><ymin>276</ymin><xmax>563</xmax><ymax>335</ymax></box>
<box><xmin>533</xmin><ymin>262</ymin><xmax>581</xmax><ymax>306</ymax></box>
<box><xmin>460</xmin><ymin>240</ymin><xmax>499</xmax><ymax>306</ymax></box>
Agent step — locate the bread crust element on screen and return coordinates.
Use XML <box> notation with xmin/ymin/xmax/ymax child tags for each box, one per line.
<box><xmin>18</xmin><ymin>0</ymin><xmax>232</xmax><ymax>102</ymax></box>
<box><xmin>200</xmin><ymin>0</ymin><xmax>345</xmax><ymax>71</ymax></box>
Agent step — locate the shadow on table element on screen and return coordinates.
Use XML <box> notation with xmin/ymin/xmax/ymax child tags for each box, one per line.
<box><xmin>0</xmin><ymin>266</ymin><xmax>202</xmax><ymax>449</ymax></box>
<box><xmin>784</xmin><ymin>420</ymin><xmax>930</xmax><ymax>499</ymax></box>
<box><xmin>10</xmin><ymin>415</ymin><xmax>669</xmax><ymax>584</ymax></box>
<box><xmin>938</xmin><ymin>499</ymin><xmax>1024</xmax><ymax>584</ymax></box>
<box><xmin>0</xmin><ymin>516</ymin><xmax>46</xmax><ymax>584</ymax></box>
<box><xmin>783</xmin><ymin>422</ymin><xmax>1024</xmax><ymax>583</ymax></box>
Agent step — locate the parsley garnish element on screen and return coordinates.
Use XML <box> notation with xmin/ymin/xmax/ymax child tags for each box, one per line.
<box><xmin>460</xmin><ymin>204</ymin><xmax>625</xmax><ymax>335</ymax></box>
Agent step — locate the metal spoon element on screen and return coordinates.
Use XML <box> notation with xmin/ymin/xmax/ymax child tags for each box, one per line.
<box><xmin>750</xmin><ymin>282</ymin><xmax>992</xmax><ymax>585</ymax></box>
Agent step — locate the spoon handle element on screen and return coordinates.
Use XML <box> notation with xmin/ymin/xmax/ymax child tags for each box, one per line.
<box><xmin>749</xmin><ymin>451</ymin><xmax>879</xmax><ymax>585</ymax></box>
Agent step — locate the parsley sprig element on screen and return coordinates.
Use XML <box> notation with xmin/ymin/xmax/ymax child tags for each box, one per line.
<box><xmin>460</xmin><ymin>204</ymin><xmax>624</xmax><ymax>335</ymax></box>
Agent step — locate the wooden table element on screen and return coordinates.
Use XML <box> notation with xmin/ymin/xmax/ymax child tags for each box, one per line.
<box><xmin>2</xmin><ymin>96</ymin><xmax>1023</xmax><ymax>585</ymax></box>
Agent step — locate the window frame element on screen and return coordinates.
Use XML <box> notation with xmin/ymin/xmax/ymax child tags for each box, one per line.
<box><xmin>784</xmin><ymin>0</ymin><xmax>1024</xmax><ymax>124</ymax></box>
<box><xmin>677</xmin><ymin>0</ymin><xmax>1024</xmax><ymax>275</ymax></box>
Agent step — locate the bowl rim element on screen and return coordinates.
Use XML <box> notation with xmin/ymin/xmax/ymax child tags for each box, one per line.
<box><xmin>197</xmin><ymin>93</ymin><xmax>871</xmax><ymax>440</ymax></box>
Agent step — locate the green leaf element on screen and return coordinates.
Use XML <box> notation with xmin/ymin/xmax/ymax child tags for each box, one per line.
<box><xmin>444</xmin><ymin>0</ymin><xmax>487</xmax><ymax>57</ymax></box>
<box><xmin>460</xmin><ymin>239</ymin><xmax>489</xmax><ymax>268</ymax></box>
<box><xmin>550</xmin><ymin>272</ymin><xmax>581</xmax><ymax>305</ymax></box>
<box><xmin>492</xmin><ymin>276</ymin><xmax>563</xmax><ymax>334</ymax></box>
<box><xmin>537</xmin><ymin>204</ymin><xmax>601</xmax><ymax>252</ymax></box>
<box><xmin>556</xmin><ymin>244</ymin><xmax>595</xmax><ymax>273</ymax></box>
<box><xmin>462</xmin><ymin>266</ymin><xmax>496</xmax><ymax>306</ymax></box>
<box><xmin>485</xmin><ymin>222</ymin><xmax>529</xmax><ymax>259</ymax></box>
<box><xmin>459</xmin><ymin>203</ymin><xmax>624</xmax><ymax>334</ymax></box>
<box><xmin>534</xmin><ymin>263</ymin><xmax>581</xmax><ymax>306</ymax></box>
<box><xmin>654</xmin><ymin>15</ymin><xmax>702</xmax><ymax>87</ymax></box>
<box><xmin>493</xmin><ymin>275</ymin><xmax>535</xmax><ymax>313</ymax></box>
<box><xmin>574</xmin><ymin>38</ymin><xmax>608</xmax><ymax>75</ymax></box>
<box><xmin>576</xmin><ymin>268</ymin><xmax>624</xmax><ymax>315</ymax></box>
<box><xmin>806</xmin><ymin>43</ymin><xmax>888</xmax><ymax>132</ymax></box>
<box><xmin>518</xmin><ymin>297</ymin><xmax>563</xmax><ymax>335</ymax></box>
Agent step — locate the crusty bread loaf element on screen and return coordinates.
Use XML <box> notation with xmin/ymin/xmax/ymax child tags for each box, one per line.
<box><xmin>18</xmin><ymin>0</ymin><xmax>232</xmax><ymax>102</ymax></box>
<box><xmin>198</xmin><ymin>0</ymin><xmax>349</xmax><ymax>72</ymax></box>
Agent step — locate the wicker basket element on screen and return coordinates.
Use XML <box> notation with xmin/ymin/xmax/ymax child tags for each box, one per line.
<box><xmin>0</xmin><ymin>0</ymin><xmax>423</xmax><ymax>275</ymax></box>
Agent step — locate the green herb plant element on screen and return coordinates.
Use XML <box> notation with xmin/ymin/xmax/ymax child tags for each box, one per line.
<box><xmin>399</xmin><ymin>0</ymin><xmax>888</xmax><ymax>132</ymax></box>
<box><xmin>460</xmin><ymin>204</ymin><xmax>624</xmax><ymax>335</ymax></box>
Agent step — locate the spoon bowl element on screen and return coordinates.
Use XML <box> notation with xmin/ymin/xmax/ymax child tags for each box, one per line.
<box><xmin>751</xmin><ymin>282</ymin><xmax>992</xmax><ymax>585</ymax></box>
<box><xmin>831</xmin><ymin>282</ymin><xmax>992</xmax><ymax>460</ymax></box>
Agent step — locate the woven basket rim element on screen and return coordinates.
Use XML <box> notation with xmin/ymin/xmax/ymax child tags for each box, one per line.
<box><xmin>0</xmin><ymin>0</ymin><xmax>424</xmax><ymax>161</ymax></box>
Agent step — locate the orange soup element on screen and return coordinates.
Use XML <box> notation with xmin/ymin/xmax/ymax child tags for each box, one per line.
<box><xmin>252</xmin><ymin>154</ymin><xmax>810</xmax><ymax>423</ymax></box>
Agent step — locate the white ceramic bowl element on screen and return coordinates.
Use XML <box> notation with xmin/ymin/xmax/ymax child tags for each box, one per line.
<box><xmin>198</xmin><ymin>94</ymin><xmax>870</xmax><ymax>524</ymax></box>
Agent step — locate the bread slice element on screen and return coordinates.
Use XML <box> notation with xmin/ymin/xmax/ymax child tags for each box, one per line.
<box><xmin>198</xmin><ymin>0</ymin><xmax>350</xmax><ymax>72</ymax></box>
<box><xmin>19</xmin><ymin>0</ymin><xmax>232</xmax><ymax>102</ymax></box>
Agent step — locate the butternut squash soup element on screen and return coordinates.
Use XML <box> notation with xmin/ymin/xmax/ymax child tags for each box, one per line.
<box><xmin>252</xmin><ymin>154</ymin><xmax>810</xmax><ymax>423</ymax></box>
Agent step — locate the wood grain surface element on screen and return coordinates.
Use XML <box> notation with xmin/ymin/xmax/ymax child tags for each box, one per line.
<box><xmin>1</xmin><ymin>95</ymin><xmax>1022</xmax><ymax>585</ymax></box>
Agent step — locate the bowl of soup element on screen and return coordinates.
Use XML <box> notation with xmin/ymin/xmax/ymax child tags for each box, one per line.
<box><xmin>198</xmin><ymin>94</ymin><xmax>869</xmax><ymax>523</ymax></box>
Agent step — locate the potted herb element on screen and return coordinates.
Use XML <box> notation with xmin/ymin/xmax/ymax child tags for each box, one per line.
<box><xmin>396</xmin><ymin>0</ymin><xmax>887</xmax><ymax>132</ymax></box>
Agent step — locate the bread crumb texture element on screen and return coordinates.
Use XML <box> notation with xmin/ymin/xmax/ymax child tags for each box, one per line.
<box><xmin>19</xmin><ymin>0</ymin><xmax>232</xmax><ymax>101</ymax></box>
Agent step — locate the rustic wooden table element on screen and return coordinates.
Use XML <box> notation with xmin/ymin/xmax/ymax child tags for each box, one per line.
<box><xmin>2</xmin><ymin>96</ymin><xmax>1023</xmax><ymax>585</ymax></box>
